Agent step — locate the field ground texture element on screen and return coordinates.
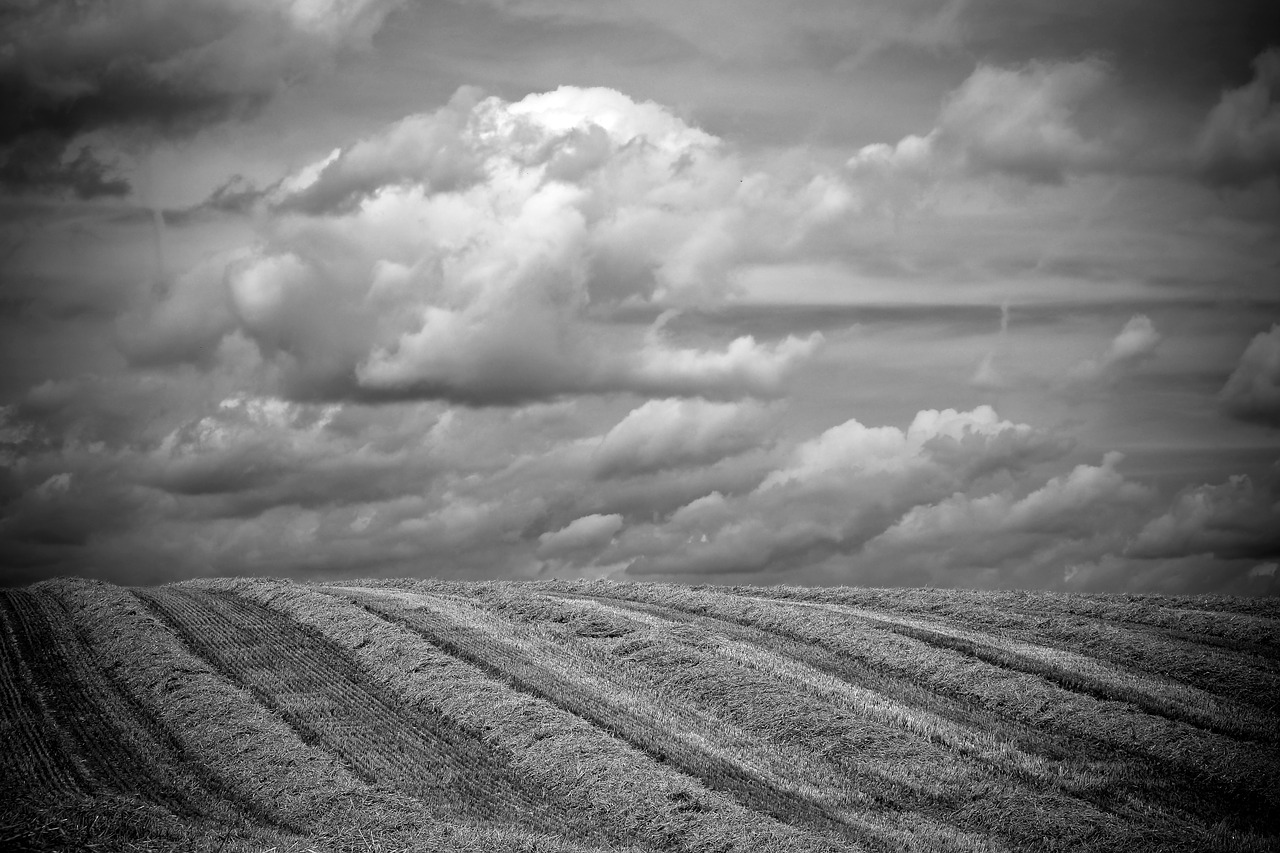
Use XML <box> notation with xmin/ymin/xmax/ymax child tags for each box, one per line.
<box><xmin>1</xmin><ymin>578</ymin><xmax>1277</xmax><ymax>853</ymax></box>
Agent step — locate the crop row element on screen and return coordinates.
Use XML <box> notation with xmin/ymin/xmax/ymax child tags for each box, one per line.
<box><xmin>0</xmin><ymin>592</ymin><xmax>89</xmax><ymax>800</ymax></box>
<box><xmin>739</xmin><ymin>595</ymin><xmax>1274</xmax><ymax>744</ymax></box>
<box><xmin>136</xmin><ymin>584</ymin><xmax>555</xmax><ymax>831</ymax></box>
<box><xmin>754</xmin><ymin>587</ymin><xmax>1280</xmax><ymax>711</ymax></box>
<box><xmin>219</xmin><ymin>577</ymin><xmax>851</xmax><ymax>853</ymax></box>
<box><xmin>405</xmin><ymin>585</ymin><xmax>1004</xmax><ymax>853</ymax></box>
<box><xmin>38</xmin><ymin>578</ymin><xmax>415</xmax><ymax>841</ymax></box>
<box><xmin>747</xmin><ymin>585</ymin><xmax>1280</xmax><ymax>659</ymax></box>
<box><xmin>337</xmin><ymin>585</ymin><xmax>880</xmax><ymax>850</ymax></box>
<box><xmin>6</xmin><ymin>586</ymin><xmax>271</xmax><ymax>836</ymax></box>
<box><xmin>568</xmin><ymin>582</ymin><xmax>1280</xmax><ymax>842</ymax></box>
<box><xmin>570</xmin><ymin>592</ymin><xmax>1262</xmax><ymax>847</ymax></box>
<box><xmin>479</xmin><ymin>586</ymin><xmax>1221</xmax><ymax>853</ymax></box>
<box><xmin>475</xmin><ymin>589</ymin><xmax>1086</xmax><ymax>851</ymax></box>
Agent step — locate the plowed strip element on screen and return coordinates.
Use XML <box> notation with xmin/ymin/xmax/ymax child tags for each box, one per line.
<box><xmin>0</xmin><ymin>588</ymin><xmax>268</xmax><ymax>832</ymax></box>
<box><xmin>551</xmin><ymin>590</ymin><xmax>1088</xmax><ymax>762</ymax></box>
<box><xmin>779</xmin><ymin>587</ymin><xmax>1280</xmax><ymax>660</ymax></box>
<box><xmin>134</xmin><ymin>586</ymin><xmax>548</xmax><ymax>830</ymax></box>
<box><xmin>493</xmin><ymin>590</ymin><xmax>1203</xmax><ymax>853</ymax></box>
<box><xmin>337</xmin><ymin>586</ymin><xmax>871</xmax><ymax>850</ymax></box>
<box><xmin>762</xmin><ymin>590</ymin><xmax>1280</xmax><ymax>712</ymax></box>
<box><xmin>228</xmin><ymin>578</ymin><xmax>852</xmax><ymax>853</ymax></box>
<box><xmin>573</xmin><ymin>583</ymin><xmax>1280</xmax><ymax>838</ymax></box>
<box><xmin>0</xmin><ymin>594</ymin><xmax>88</xmax><ymax>800</ymax></box>
<box><xmin>739</xmin><ymin>595</ymin><xmax>1274</xmax><ymax>744</ymax></box>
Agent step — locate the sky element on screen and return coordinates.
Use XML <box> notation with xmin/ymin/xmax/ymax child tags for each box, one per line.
<box><xmin>1</xmin><ymin>0</ymin><xmax>1279</xmax><ymax>594</ymax></box>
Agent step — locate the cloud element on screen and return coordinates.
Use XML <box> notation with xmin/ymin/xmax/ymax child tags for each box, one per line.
<box><xmin>0</xmin><ymin>138</ymin><xmax>130</xmax><ymax>200</ymax></box>
<box><xmin>602</xmin><ymin>405</ymin><xmax>1069</xmax><ymax>578</ymax></box>
<box><xmin>876</xmin><ymin>451</ymin><xmax>1148</xmax><ymax>543</ymax></box>
<box><xmin>591</xmin><ymin>398</ymin><xmax>771</xmax><ymax>478</ymax></box>
<box><xmin>758</xmin><ymin>404</ymin><xmax>1050</xmax><ymax>489</ymax></box>
<box><xmin>846</xmin><ymin>57</ymin><xmax>1115</xmax><ymax>197</ymax></box>
<box><xmin>1195</xmin><ymin>48</ymin><xmax>1280</xmax><ymax>187</ymax></box>
<box><xmin>116</xmin><ymin>251</ymin><xmax>244</xmax><ymax>368</ymax></box>
<box><xmin>1127</xmin><ymin>472</ymin><xmax>1280</xmax><ymax>561</ymax></box>
<box><xmin>474</xmin><ymin>0</ymin><xmax>967</xmax><ymax>66</ymax></box>
<box><xmin>0</xmin><ymin>386</ymin><xmax>561</xmax><ymax>581</ymax></box>
<box><xmin>937</xmin><ymin>58</ymin><xmax>1113</xmax><ymax>183</ymax></box>
<box><xmin>0</xmin><ymin>0</ymin><xmax>406</xmax><ymax>197</ymax></box>
<box><xmin>1066</xmin><ymin>314</ymin><xmax>1161</xmax><ymax>386</ymax></box>
<box><xmin>1220</xmin><ymin>325</ymin><xmax>1280</xmax><ymax>427</ymax></box>
<box><xmin>969</xmin><ymin>301</ymin><xmax>1011</xmax><ymax>389</ymax></box>
<box><xmin>269</xmin><ymin>88</ymin><xmax>487</xmax><ymax>216</ymax></box>
<box><xmin>537</xmin><ymin>513</ymin><xmax>624</xmax><ymax>557</ymax></box>
<box><xmin>201</xmin><ymin>86</ymin><xmax>830</xmax><ymax>403</ymax></box>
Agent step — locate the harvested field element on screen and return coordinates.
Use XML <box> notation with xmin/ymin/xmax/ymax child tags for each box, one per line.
<box><xmin>1</xmin><ymin>577</ymin><xmax>1276</xmax><ymax>852</ymax></box>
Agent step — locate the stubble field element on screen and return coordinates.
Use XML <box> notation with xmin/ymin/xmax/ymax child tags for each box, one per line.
<box><xmin>1</xmin><ymin>577</ymin><xmax>1277</xmax><ymax>852</ymax></box>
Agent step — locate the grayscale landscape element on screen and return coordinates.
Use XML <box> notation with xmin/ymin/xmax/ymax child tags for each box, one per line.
<box><xmin>3</xmin><ymin>578</ymin><xmax>1277</xmax><ymax>852</ymax></box>
<box><xmin>2</xmin><ymin>1</ymin><xmax>1278</xmax><ymax>850</ymax></box>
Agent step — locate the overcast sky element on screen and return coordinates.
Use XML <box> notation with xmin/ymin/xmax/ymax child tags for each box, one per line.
<box><xmin>2</xmin><ymin>0</ymin><xmax>1279</xmax><ymax>593</ymax></box>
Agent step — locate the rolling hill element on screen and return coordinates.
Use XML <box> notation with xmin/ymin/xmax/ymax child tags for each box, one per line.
<box><xmin>1</xmin><ymin>577</ymin><xmax>1277</xmax><ymax>852</ymax></box>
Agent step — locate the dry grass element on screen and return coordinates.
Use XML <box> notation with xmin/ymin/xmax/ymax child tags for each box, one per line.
<box><xmin>219</xmin><ymin>577</ymin><xmax>842</xmax><ymax>853</ymax></box>
<box><xmin>554</xmin><ymin>581</ymin><xmax>1280</xmax><ymax>845</ymax></box>
<box><xmin>2</xmin><ymin>577</ymin><xmax>1276</xmax><ymax>852</ymax></box>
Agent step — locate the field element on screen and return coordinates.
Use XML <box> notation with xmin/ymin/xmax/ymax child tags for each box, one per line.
<box><xmin>1</xmin><ymin>578</ymin><xmax>1277</xmax><ymax>852</ymax></box>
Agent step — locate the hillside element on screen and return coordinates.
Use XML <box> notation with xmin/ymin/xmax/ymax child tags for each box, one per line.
<box><xmin>1</xmin><ymin>579</ymin><xmax>1277</xmax><ymax>853</ymax></box>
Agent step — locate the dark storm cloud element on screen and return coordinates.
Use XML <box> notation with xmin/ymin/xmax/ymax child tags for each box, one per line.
<box><xmin>0</xmin><ymin>137</ymin><xmax>130</xmax><ymax>200</ymax></box>
<box><xmin>1126</xmin><ymin>468</ymin><xmax>1280</xmax><ymax>562</ymax></box>
<box><xmin>1195</xmin><ymin>49</ymin><xmax>1280</xmax><ymax>188</ymax></box>
<box><xmin>962</xmin><ymin>0</ymin><xmax>1278</xmax><ymax>96</ymax></box>
<box><xmin>0</xmin><ymin>0</ymin><xmax>406</xmax><ymax>198</ymax></box>
<box><xmin>1221</xmin><ymin>325</ymin><xmax>1280</xmax><ymax>427</ymax></box>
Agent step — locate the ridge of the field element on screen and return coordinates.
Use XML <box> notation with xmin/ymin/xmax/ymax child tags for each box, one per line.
<box><xmin>2</xmin><ymin>578</ymin><xmax>1278</xmax><ymax>853</ymax></box>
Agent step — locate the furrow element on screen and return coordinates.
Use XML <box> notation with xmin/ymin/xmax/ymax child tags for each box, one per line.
<box><xmin>552</xmin><ymin>590</ymin><xmax>1087</xmax><ymax>763</ymax></box>
<box><xmin>811</xmin><ymin>588</ymin><xmax>1280</xmax><ymax>660</ymax></box>
<box><xmin>429</xmin><ymin>587</ymin><xmax>1030</xmax><ymax>853</ymax></box>
<box><xmin>571</xmin><ymin>582</ymin><xmax>1280</xmax><ymax>840</ymax></box>
<box><xmin>496</xmin><ymin>589</ymin><xmax>1197</xmax><ymax>853</ymax></box>
<box><xmin>231</xmin><ymin>577</ymin><xmax>856</xmax><ymax>853</ymax></box>
<box><xmin>741</xmin><ymin>594</ymin><xmax>1275</xmax><ymax>744</ymax></box>
<box><xmin>761</xmin><ymin>589</ymin><xmax>1280</xmax><ymax>712</ymax></box>
<box><xmin>0</xmin><ymin>591</ymin><xmax>92</xmax><ymax>800</ymax></box>
<box><xmin>44</xmin><ymin>577</ymin><xmax>394</xmax><ymax>837</ymax></box>
<box><xmin>135</xmin><ymin>585</ymin><xmax>535</xmax><ymax>828</ymax></box>
<box><xmin>340</xmin><ymin>585</ymin><xmax>874</xmax><ymax>851</ymax></box>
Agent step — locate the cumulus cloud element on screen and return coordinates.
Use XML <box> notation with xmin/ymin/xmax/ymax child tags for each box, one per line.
<box><xmin>847</xmin><ymin>57</ymin><xmax>1115</xmax><ymax>198</ymax></box>
<box><xmin>863</xmin><ymin>451</ymin><xmax>1155</xmax><ymax>587</ymax></box>
<box><xmin>1220</xmin><ymin>325</ymin><xmax>1280</xmax><ymax>427</ymax></box>
<box><xmin>1128</xmin><ymin>472</ymin><xmax>1280</xmax><ymax>561</ymax></box>
<box><xmin>116</xmin><ymin>251</ymin><xmax>244</xmax><ymax>368</ymax></box>
<box><xmin>591</xmin><ymin>398</ymin><xmax>771</xmax><ymax>479</ymax></box>
<box><xmin>759</xmin><ymin>405</ymin><xmax>1050</xmax><ymax>489</ymax></box>
<box><xmin>1066</xmin><ymin>314</ymin><xmax>1161</xmax><ymax>386</ymax></box>
<box><xmin>537</xmin><ymin>513</ymin><xmax>624</xmax><ymax>558</ymax></box>
<box><xmin>601</xmin><ymin>405</ymin><xmax>1069</xmax><ymax>578</ymax></box>
<box><xmin>1195</xmin><ymin>49</ymin><xmax>1280</xmax><ymax>187</ymax></box>
<box><xmin>138</xmin><ymin>394</ymin><xmax>453</xmax><ymax>518</ymax></box>
<box><xmin>203</xmin><ymin>86</ymin><xmax>829</xmax><ymax>403</ymax></box>
<box><xmin>937</xmin><ymin>58</ymin><xmax>1113</xmax><ymax>183</ymax></box>
<box><xmin>0</xmin><ymin>0</ymin><xmax>406</xmax><ymax>197</ymax></box>
<box><xmin>0</xmin><ymin>386</ymin><xmax>557</xmax><ymax>581</ymax></box>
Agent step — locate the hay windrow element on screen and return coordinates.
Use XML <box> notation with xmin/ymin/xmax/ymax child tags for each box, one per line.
<box><xmin>216</xmin><ymin>577</ymin><xmax>853</xmax><ymax>853</ymax></box>
<box><xmin>38</xmin><ymin>578</ymin><xmax>388</xmax><ymax>833</ymax></box>
<box><xmin>4</xmin><ymin>577</ymin><xmax>1276</xmax><ymax>853</ymax></box>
